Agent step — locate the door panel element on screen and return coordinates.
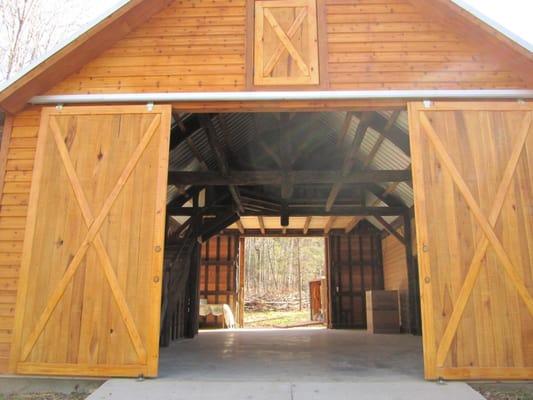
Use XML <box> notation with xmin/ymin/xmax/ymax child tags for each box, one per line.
<box><xmin>408</xmin><ymin>102</ymin><xmax>533</xmax><ymax>380</ymax></box>
<box><xmin>10</xmin><ymin>105</ymin><xmax>171</xmax><ymax>377</ymax></box>
<box><xmin>327</xmin><ymin>232</ymin><xmax>384</xmax><ymax>329</ymax></box>
<box><xmin>254</xmin><ymin>0</ymin><xmax>319</xmax><ymax>86</ymax></box>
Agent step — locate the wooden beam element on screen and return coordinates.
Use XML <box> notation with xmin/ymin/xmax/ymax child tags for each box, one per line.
<box><xmin>303</xmin><ymin>216</ymin><xmax>312</xmax><ymax>235</ymax></box>
<box><xmin>186</xmin><ymin>138</ymin><xmax>209</xmax><ymax>171</ymax></box>
<box><xmin>199</xmin><ymin>212</ymin><xmax>240</xmax><ymax>242</ymax></box>
<box><xmin>236</xmin><ymin>219</ymin><xmax>245</xmax><ymax>235</ymax></box>
<box><xmin>324</xmin><ymin>217</ymin><xmax>336</xmax><ymax>234</ymax></box>
<box><xmin>354</xmin><ymin>111</ymin><xmax>410</xmax><ymax>157</ymax></box>
<box><xmin>280</xmin><ymin>201</ymin><xmax>289</xmax><ymax>227</ymax></box>
<box><xmin>402</xmin><ymin>209</ymin><xmax>421</xmax><ymax>335</ymax></box>
<box><xmin>344</xmin><ymin>172</ymin><xmax>407</xmax><ymax>233</ymax></box>
<box><xmin>168</xmin><ymin>169</ymin><xmax>411</xmax><ymax>186</ymax></box>
<box><xmin>337</xmin><ymin>112</ymin><xmax>353</xmax><ymax>147</ymax></box>
<box><xmin>326</xmin><ymin>112</ymin><xmax>374</xmax><ymax>211</ymax></box>
<box><xmin>200</xmin><ymin>116</ymin><xmax>244</xmax><ymax>214</ymax></box>
<box><xmin>280</xmin><ymin>114</ymin><xmax>294</xmax><ymax>200</ymax></box>
<box><xmin>258</xmin><ymin>216</ymin><xmax>266</xmax><ymax>235</ymax></box>
<box><xmin>168</xmin><ymin>205</ymin><xmax>405</xmax><ymax>217</ymax></box>
<box><xmin>362</xmin><ymin>110</ymin><xmax>401</xmax><ymax>168</ymax></box>
<box><xmin>258</xmin><ymin>140</ymin><xmax>282</xmax><ymax>167</ymax></box>
<box><xmin>372</xmin><ymin>214</ymin><xmax>405</xmax><ymax>245</ymax></box>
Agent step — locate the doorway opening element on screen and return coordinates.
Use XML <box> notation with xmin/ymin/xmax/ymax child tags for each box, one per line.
<box><xmin>243</xmin><ymin>237</ymin><xmax>326</xmax><ymax>329</ymax></box>
<box><xmin>159</xmin><ymin>108</ymin><xmax>423</xmax><ymax>381</ymax></box>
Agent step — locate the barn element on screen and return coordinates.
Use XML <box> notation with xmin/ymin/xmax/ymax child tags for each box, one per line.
<box><xmin>0</xmin><ymin>0</ymin><xmax>531</xmax><ymax>383</ymax></box>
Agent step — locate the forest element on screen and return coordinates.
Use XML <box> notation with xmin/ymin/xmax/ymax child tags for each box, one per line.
<box><xmin>244</xmin><ymin>237</ymin><xmax>325</xmax><ymax>313</ymax></box>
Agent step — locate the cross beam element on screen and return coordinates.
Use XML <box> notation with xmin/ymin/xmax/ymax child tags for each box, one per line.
<box><xmin>168</xmin><ymin>169</ymin><xmax>411</xmax><ymax>186</ymax></box>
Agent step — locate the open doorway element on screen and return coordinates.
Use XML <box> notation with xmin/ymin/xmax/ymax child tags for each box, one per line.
<box><xmin>243</xmin><ymin>237</ymin><xmax>326</xmax><ymax>329</ymax></box>
<box><xmin>159</xmin><ymin>109</ymin><xmax>423</xmax><ymax>381</ymax></box>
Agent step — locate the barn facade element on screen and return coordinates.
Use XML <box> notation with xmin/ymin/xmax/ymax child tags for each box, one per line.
<box><xmin>0</xmin><ymin>0</ymin><xmax>531</xmax><ymax>381</ymax></box>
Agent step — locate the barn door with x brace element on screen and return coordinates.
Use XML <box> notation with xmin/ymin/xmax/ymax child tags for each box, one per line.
<box><xmin>10</xmin><ymin>105</ymin><xmax>171</xmax><ymax>377</ymax></box>
<box><xmin>409</xmin><ymin>102</ymin><xmax>533</xmax><ymax>380</ymax></box>
<box><xmin>254</xmin><ymin>0</ymin><xmax>320</xmax><ymax>85</ymax></box>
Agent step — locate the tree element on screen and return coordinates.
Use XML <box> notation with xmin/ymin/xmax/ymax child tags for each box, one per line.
<box><xmin>0</xmin><ymin>0</ymin><xmax>98</xmax><ymax>81</ymax></box>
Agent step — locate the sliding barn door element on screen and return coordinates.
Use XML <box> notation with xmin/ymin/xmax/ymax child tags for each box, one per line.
<box><xmin>10</xmin><ymin>105</ymin><xmax>171</xmax><ymax>377</ymax></box>
<box><xmin>409</xmin><ymin>102</ymin><xmax>532</xmax><ymax>380</ymax></box>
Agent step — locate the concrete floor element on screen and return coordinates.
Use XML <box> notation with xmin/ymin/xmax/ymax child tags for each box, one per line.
<box><xmin>88</xmin><ymin>328</ymin><xmax>485</xmax><ymax>399</ymax></box>
<box><xmin>159</xmin><ymin>328</ymin><xmax>424</xmax><ymax>382</ymax></box>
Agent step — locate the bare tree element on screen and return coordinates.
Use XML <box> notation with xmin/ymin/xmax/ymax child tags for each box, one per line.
<box><xmin>0</xmin><ymin>0</ymin><xmax>94</xmax><ymax>81</ymax></box>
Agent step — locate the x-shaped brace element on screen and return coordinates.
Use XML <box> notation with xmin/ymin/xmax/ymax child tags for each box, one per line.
<box><xmin>419</xmin><ymin>112</ymin><xmax>533</xmax><ymax>367</ymax></box>
<box><xmin>263</xmin><ymin>7</ymin><xmax>309</xmax><ymax>77</ymax></box>
<box><xmin>20</xmin><ymin>115</ymin><xmax>161</xmax><ymax>363</ymax></box>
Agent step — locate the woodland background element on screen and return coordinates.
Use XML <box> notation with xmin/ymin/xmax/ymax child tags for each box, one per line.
<box><xmin>244</xmin><ymin>237</ymin><xmax>325</xmax><ymax>313</ymax></box>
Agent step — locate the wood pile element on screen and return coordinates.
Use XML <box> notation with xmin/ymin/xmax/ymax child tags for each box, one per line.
<box><xmin>245</xmin><ymin>292</ymin><xmax>309</xmax><ymax>312</ymax></box>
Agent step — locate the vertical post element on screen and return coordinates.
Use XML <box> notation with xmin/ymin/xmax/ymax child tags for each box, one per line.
<box><xmin>325</xmin><ymin>235</ymin><xmax>332</xmax><ymax>328</ymax></box>
<box><xmin>297</xmin><ymin>239</ymin><xmax>302</xmax><ymax>311</ymax></box>
<box><xmin>404</xmin><ymin>209</ymin><xmax>421</xmax><ymax>335</ymax></box>
<box><xmin>238</xmin><ymin>236</ymin><xmax>246</xmax><ymax>328</ymax></box>
<box><xmin>347</xmin><ymin>235</ymin><xmax>354</xmax><ymax>327</ymax></box>
<box><xmin>186</xmin><ymin>192</ymin><xmax>201</xmax><ymax>338</ymax></box>
<box><xmin>359</xmin><ymin>234</ymin><xmax>366</xmax><ymax>328</ymax></box>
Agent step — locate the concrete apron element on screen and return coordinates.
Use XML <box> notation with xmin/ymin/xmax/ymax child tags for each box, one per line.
<box><xmin>86</xmin><ymin>329</ymin><xmax>484</xmax><ymax>400</ymax></box>
<box><xmin>87</xmin><ymin>380</ymin><xmax>485</xmax><ymax>400</ymax></box>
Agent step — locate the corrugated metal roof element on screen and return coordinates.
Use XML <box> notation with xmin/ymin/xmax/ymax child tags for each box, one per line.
<box><xmin>168</xmin><ymin>111</ymin><xmax>414</xmax><ymax>231</ymax></box>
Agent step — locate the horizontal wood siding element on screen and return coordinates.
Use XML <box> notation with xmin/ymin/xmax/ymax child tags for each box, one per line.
<box><xmin>0</xmin><ymin>108</ymin><xmax>41</xmax><ymax>373</ymax></box>
<box><xmin>382</xmin><ymin>232</ymin><xmax>408</xmax><ymax>332</ymax></box>
<box><xmin>325</xmin><ymin>0</ymin><xmax>526</xmax><ymax>89</ymax></box>
<box><xmin>49</xmin><ymin>0</ymin><xmax>247</xmax><ymax>94</ymax></box>
<box><xmin>43</xmin><ymin>0</ymin><xmax>528</xmax><ymax>95</ymax></box>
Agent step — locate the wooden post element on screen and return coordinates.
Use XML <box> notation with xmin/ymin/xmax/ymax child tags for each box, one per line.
<box><xmin>238</xmin><ymin>236</ymin><xmax>246</xmax><ymax>328</ymax></box>
<box><xmin>185</xmin><ymin>193</ymin><xmax>202</xmax><ymax>338</ymax></box>
<box><xmin>403</xmin><ymin>209</ymin><xmax>421</xmax><ymax>335</ymax></box>
<box><xmin>297</xmin><ymin>239</ymin><xmax>302</xmax><ymax>311</ymax></box>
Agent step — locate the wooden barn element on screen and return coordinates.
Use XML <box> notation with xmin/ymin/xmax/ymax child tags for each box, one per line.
<box><xmin>0</xmin><ymin>0</ymin><xmax>531</xmax><ymax>383</ymax></box>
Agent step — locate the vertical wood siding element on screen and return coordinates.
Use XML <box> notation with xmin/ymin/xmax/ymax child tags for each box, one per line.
<box><xmin>409</xmin><ymin>102</ymin><xmax>533</xmax><ymax>380</ymax></box>
<box><xmin>0</xmin><ymin>108</ymin><xmax>40</xmax><ymax>372</ymax></box>
<box><xmin>199</xmin><ymin>234</ymin><xmax>239</xmax><ymax>328</ymax></box>
<box><xmin>328</xmin><ymin>232</ymin><xmax>384</xmax><ymax>329</ymax></box>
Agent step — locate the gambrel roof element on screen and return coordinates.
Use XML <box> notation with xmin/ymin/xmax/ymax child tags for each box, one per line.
<box><xmin>0</xmin><ymin>0</ymin><xmax>531</xmax><ymax>114</ymax></box>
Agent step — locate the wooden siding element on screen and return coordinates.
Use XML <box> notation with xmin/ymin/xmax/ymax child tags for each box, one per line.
<box><xmin>325</xmin><ymin>0</ymin><xmax>527</xmax><ymax>89</ymax></box>
<box><xmin>327</xmin><ymin>232</ymin><xmax>384</xmax><ymax>329</ymax></box>
<box><xmin>9</xmin><ymin>105</ymin><xmax>171</xmax><ymax>378</ymax></box>
<box><xmin>409</xmin><ymin>101</ymin><xmax>533</xmax><ymax>380</ymax></box>
<box><xmin>0</xmin><ymin>108</ymin><xmax>40</xmax><ymax>373</ymax></box>
<box><xmin>199</xmin><ymin>234</ymin><xmax>240</xmax><ymax>328</ymax></box>
<box><xmin>45</xmin><ymin>0</ymin><xmax>528</xmax><ymax>96</ymax></box>
<box><xmin>382</xmin><ymin>232</ymin><xmax>408</xmax><ymax>332</ymax></box>
<box><xmin>49</xmin><ymin>0</ymin><xmax>247</xmax><ymax>94</ymax></box>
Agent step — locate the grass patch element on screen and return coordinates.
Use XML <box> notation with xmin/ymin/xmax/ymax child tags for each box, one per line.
<box><xmin>244</xmin><ymin>310</ymin><xmax>312</xmax><ymax>328</ymax></box>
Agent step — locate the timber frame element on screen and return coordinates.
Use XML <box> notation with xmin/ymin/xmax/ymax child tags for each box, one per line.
<box><xmin>0</xmin><ymin>0</ymin><xmax>531</xmax><ymax>383</ymax></box>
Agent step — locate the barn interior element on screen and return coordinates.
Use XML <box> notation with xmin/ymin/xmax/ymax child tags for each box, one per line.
<box><xmin>159</xmin><ymin>109</ymin><xmax>422</xmax><ymax>379</ymax></box>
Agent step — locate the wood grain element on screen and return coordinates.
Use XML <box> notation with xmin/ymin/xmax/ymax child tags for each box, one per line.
<box><xmin>409</xmin><ymin>101</ymin><xmax>533</xmax><ymax>380</ymax></box>
<box><xmin>9</xmin><ymin>105</ymin><xmax>171</xmax><ymax>377</ymax></box>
